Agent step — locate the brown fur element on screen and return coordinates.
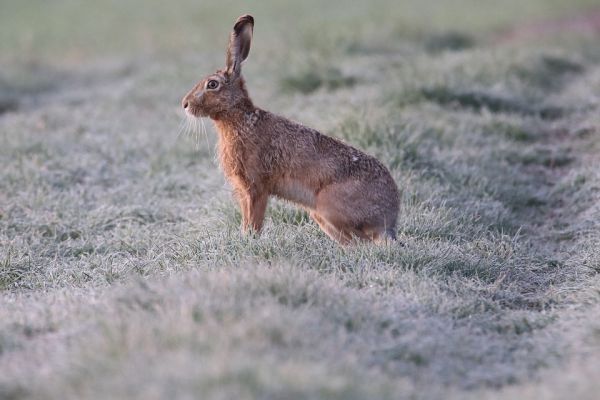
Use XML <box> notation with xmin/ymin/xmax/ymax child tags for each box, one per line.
<box><xmin>181</xmin><ymin>15</ymin><xmax>400</xmax><ymax>244</ymax></box>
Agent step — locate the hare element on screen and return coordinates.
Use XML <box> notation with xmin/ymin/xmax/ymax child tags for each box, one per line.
<box><xmin>181</xmin><ymin>15</ymin><xmax>400</xmax><ymax>245</ymax></box>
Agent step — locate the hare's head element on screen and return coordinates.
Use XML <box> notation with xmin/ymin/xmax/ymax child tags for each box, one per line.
<box><xmin>182</xmin><ymin>15</ymin><xmax>254</xmax><ymax>119</ymax></box>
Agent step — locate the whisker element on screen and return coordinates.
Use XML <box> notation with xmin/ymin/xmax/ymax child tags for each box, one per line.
<box><xmin>179</xmin><ymin>113</ymin><xmax>213</xmax><ymax>154</ymax></box>
<box><xmin>184</xmin><ymin>115</ymin><xmax>192</xmax><ymax>139</ymax></box>
<box><xmin>200</xmin><ymin>117</ymin><xmax>210</xmax><ymax>152</ymax></box>
<box><xmin>176</xmin><ymin>117</ymin><xmax>187</xmax><ymax>140</ymax></box>
<box><xmin>193</xmin><ymin>117</ymin><xmax>201</xmax><ymax>150</ymax></box>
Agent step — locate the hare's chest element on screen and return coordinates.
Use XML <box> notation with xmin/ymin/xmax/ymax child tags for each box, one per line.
<box><xmin>218</xmin><ymin>130</ymin><xmax>269</xmax><ymax>173</ymax></box>
<box><xmin>219</xmin><ymin>140</ymin><xmax>245</xmax><ymax>178</ymax></box>
<box><xmin>218</xmin><ymin>138</ymin><xmax>262</xmax><ymax>190</ymax></box>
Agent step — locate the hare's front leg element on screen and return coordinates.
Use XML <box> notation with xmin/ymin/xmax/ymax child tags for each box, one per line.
<box><xmin>247</xmin><ymin>192</ymin><xmax>268</xmax><ymax>232</ymax></box>
<box><xmin>237</xmin><ymin>189</ymin><xmax>268</xmax><ymax>234</ymax></box>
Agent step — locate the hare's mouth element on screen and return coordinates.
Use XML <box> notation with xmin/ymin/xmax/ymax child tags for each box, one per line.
<box><xmin>185</xmin><ymin>105</ymin><xmax>207</xmax><ymax>118</ymax></box>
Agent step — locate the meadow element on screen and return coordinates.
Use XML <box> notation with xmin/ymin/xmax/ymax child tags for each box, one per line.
<box><xmin>1</xmin><ymin>0</ymin><xmax>600</xmax><ymax>398</ymax></box>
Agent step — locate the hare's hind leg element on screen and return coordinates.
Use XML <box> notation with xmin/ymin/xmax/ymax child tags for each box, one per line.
<box><xmin>314</xmin><ymin>183</ymin><xmax>371</xmax><ymax>243</ymax></box>
<box><xmin>315</xmin><ymin>181</ymin><xmax>395</xmax><ymax>244</ymax></box>
<box><xmin>310</xmin><ymin>212</ymin><xmax>354</xmax><ymax>245</ymax></box>
<box><xmin>363</xmin><ymin>226</ymin><xmax>397</xmax><ymax>244</ymax></box>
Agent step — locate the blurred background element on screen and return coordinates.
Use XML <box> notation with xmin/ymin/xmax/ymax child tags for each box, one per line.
<box><xmin>2</xmin><ymin>0</ymin><xmax>600</xmax><ymax>124</ymax></box>
<box><xmin>2</xmin><ymin>0</ymin><xmax>599</xmax><ymax>133</ymax></box>
<box><xmin>2</xmin><ymin>0</ymin><xmax>600</xmax><ymax>63</ymax></box>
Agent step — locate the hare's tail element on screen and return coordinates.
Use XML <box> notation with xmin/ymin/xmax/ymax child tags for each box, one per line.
<box><xmin>385</xmin><ymin>228</ymin><xmax>406</xmax><ymax>247</ymax></box>
<box><xmin>386</xmin><ymin>229</ymin><xmax>397</xmax><ymax>241</ymax></box>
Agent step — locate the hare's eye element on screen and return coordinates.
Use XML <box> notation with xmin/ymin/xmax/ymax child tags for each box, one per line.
<box><xmin>206</xmin><ymin>80</ymin><xmax>219</xmax><ymax>90</ymax></box>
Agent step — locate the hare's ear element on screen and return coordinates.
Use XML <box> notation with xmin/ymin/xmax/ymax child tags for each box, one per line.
<box><xmin>226</xmin><ymin>15</ymin><xmax>254</xmax><ymax>78</ymax></box>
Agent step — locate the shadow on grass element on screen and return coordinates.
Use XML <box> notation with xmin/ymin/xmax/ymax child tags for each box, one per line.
<box><xmin>280</xmin><ymin>67</ymin><xmax>357</xmax><ymax>94</ymax></box>
<box><xmin>419</xmin><ymin>86</ymin><xmax>566</xmax><ymax>120</ymax></box>
<box><xmin>424</xmin><ymin>32</ymin><xmax>476</xmax><ymax>53</ymax></box>
<box><xmin>513</xmin><ymin>54</ymin><xmax>585</xmax><ymax>91</ymax></box>
<box><xmin>0</xmin><ymin>64</ymin><xmax>64</xmax><ymax>112</ymax></box>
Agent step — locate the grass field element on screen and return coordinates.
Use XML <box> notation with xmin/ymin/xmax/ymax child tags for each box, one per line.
<box><xmin>1</xmin><ymin>1</ymin><xmax>600</xmax><ymax>398</ymax></box>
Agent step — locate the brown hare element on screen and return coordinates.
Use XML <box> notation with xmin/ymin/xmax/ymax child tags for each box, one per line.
<box><xmin>181</xmin><ymin>15</ymin><xmax>400</xmax><ymax>245</ymax></box>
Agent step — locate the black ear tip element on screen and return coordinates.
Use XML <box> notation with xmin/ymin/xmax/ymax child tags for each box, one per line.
<box><xmin>234</xmin><ymin>14</ymin><xmax>254</xmax><ymax>29</ymax></box>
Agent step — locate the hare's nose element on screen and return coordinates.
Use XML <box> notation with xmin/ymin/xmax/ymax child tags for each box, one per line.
<box><xmin>182</xmin><ymin>101</ymin><xmax>189</xmax><ymax>109</ymax></box>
